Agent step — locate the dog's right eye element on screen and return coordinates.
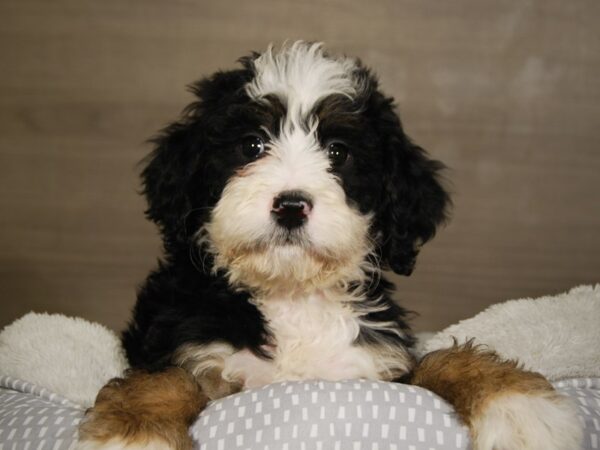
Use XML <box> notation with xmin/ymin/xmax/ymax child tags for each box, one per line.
<box><xmin>240</xmin><ymin>135</ymin><xmax>265</xmax><ymax>159</ymax></box>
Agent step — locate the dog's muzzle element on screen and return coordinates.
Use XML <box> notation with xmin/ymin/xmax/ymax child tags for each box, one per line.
<box><xmin>271</xmin><ymin>190</ymin><xmax>313</xmax><ymax>230</ymax></box>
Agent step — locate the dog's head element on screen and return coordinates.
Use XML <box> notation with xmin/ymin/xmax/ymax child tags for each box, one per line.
<box><xmin>143</xmin><ymin>42</ymin><xmax>449</xmax><ymax>293</ymax></box>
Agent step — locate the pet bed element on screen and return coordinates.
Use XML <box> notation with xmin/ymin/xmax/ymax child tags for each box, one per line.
<box><xmin>1</xmin><ymin>285</ymin><xmax>599</xmax><ymax>449</ymax></box>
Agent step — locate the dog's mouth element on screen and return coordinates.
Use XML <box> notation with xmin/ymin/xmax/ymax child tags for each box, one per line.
<box><xmin>270</xmin><ymin>227</ymin><xmax>309</xmax><ymax>247</ymax></box>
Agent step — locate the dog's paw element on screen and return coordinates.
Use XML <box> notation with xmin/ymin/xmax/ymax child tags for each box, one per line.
<box><xmin>471</xmin><ymin>390</ymin><xmax>582</xmax><ymax>450</ymax></box>
<box><xmin>76</xmin><ymin>368</ymin><xmax>205</xmax><ymax>450</ymax></box>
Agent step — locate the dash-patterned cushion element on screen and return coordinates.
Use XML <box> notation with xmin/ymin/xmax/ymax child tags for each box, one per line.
<box><xmin>191</xmin><ymin>379</ymin><xmax>469</xmax><ymax>450</ymax></box>
<box><xmin>0</xmin><ymin>376</ymin><xmax>82</xmax><ymax>450</ymax></box>
<box><xmin>192</xmin><ymin>378</ymin><xmax>600</xmax><ymax>450</ymax></box>
<box><xmin>1</xmin><ymin>375</ymin><xmax>599</xmax><ymax>450</ymax></box>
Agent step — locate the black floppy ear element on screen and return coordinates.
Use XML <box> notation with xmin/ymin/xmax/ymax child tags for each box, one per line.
<box><xmin>376</xmin><ymin>102</ymin><xmax>451</xmax><ymax>276</ymax></box>
<box><xmin>141</xmin><ymin>68</ymin><xmax>254</xmax><ymax>248</ymax></box>
<box><xmin>142</xmin><ymin>120</ymin><xmax>203</xmax><ymax>248</ymax></box>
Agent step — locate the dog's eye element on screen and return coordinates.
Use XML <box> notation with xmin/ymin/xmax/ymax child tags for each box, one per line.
<box><xmin>240</xmin><ymin>135</ymin><xmax>265</xmax><ymax>159</ymax></box>
<box><xmin>326</xmin><ymin>141</ymin><xmax>349</xmax><ymax>168</ymax></box>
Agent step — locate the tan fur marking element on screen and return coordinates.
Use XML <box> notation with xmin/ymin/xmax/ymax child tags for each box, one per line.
<box><xmin>173</xmin><ymin>342</ymin><xmax>242</xmax><ymax>401</ymax></box>
<box><xmin>363</xmin><ymin>342</ymin><xmax>415</xmax><ymax>381</ymax></box>
<box><xmin>411</xmin><ymin>341</ymin><xmax>554</xmax><ymax>427</ymax></box>
<box><xmin>198</xmin><ymin>367</ymin><xmax>242</xmax><ymax>400</ymax></box>
<box><xmin>218</xmin><ymin>245</ymin><xmax>364</xmax><ymax>294</ymax></box>
<box><xmin>314</xmin><ymin>95</ymin><xmax>363</xmax><ymax>129</ymax></box>
<box><xmin>234</xmin><ymin>164</ymin><xmax>256</xmax><ymax>178</ymax></box>
<box><xmin>78</xmin><ymin>368</ymin><xmax>207</xmax><ymax>450</ymax></box>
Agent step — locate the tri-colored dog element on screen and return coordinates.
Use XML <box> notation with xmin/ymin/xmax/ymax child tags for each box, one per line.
<box><xmin>77</xmin><ymin>42</ymin><xmax>581</xmax><ymax>450</ymax></box>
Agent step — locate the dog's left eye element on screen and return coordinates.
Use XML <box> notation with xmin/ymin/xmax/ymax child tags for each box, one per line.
<box><xmin>240</xmin><ymin>135</ymin><xmax>266</xmax><ymax>159</ymax></box>
<box><xmin>326</xmin><ymin>141</ymin><xmax>349</xmax><ymax>168</ymax></box>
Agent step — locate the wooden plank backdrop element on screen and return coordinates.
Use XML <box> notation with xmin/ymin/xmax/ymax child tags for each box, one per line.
<box><xmin>1</xmin><ymin>0</ymin><xmax>599</xmax><ymax>332</ymax></box>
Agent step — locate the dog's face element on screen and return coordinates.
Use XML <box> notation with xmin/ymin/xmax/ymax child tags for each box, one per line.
<box><xmin>143</xmin><ymin>42</ymin><xmax>449</xmax><ymax>293</ymax></box>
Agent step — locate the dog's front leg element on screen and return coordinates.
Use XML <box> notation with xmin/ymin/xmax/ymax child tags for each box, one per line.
<box><xmin>411</xmin><ymin>342</ymin><xmax>582</xmax><ymax>450</ymax></box>
<box><xmin>76</xmin><ymin>367</ymin><xmax>224</xmax><ymax>450</ymax></box>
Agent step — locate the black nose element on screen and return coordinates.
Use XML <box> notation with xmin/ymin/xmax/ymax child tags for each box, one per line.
<box><xmin>271</xmin><ymin>191</ymin><xmax>313</xmax><ymax>230</ymax></box>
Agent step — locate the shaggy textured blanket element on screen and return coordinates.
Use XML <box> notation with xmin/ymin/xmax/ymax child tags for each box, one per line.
<box><xmin>421</xmin><ymin>284</ymin><xmax>600</xmax><ymax>381</ymax></box>
<box><xmin>0</xmin><ymin>313</ymin><xmax>127</xmax><ymax>407</ymax></box>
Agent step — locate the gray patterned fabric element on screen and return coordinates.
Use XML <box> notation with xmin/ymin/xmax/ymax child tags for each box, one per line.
<box><xmin>0</xmin><ymin>376</ymin><xmax>82</xmax><ymax>450</ymax></box>
<box><xmin>554</xmin><ymin>378</ymin><xmax>600</xmax><ymax>450</ymax></box>
<box><xmin>192</xmin><ymin>380</ymin><xmax>469</xmax><ymax>450</ymax></box>
<box><xmin>1</xmin><ymin>375</ymin><xmax>599</xmax><ymax>449</ymax></box>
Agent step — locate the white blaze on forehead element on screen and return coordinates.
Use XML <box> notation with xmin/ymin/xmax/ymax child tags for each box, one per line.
<box><xmin>263</xmin><ymin>118</ymin><xmax>328</xmax><ymax>183</ymax></box>
<box><xmin>245</xmin><ymin>41</ymin><xmax>361</xmax><ymax>118</ymax></box>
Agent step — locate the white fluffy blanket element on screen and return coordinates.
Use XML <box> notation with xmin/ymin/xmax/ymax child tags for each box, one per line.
<box><xmin>0</xmin><ymin>313</ymin><xmax>128</xmax><ymax>407</ymax></box>
<box><xmin>422</xmin><ymin>284</ymin><xmax>600</xmax><ymax>381</ymax></box>
<box><xmin>0</xmin><ymin>285</ymin><xmax>598</xmax><ymax>406</ymax></box>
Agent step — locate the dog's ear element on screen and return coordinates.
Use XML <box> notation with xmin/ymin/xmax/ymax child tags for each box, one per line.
<box><xmin>374</xmin><ymin>97</ymin><xmax>451</xmax><ymax>276</ymax></box>
<box><xmin>142</xmin><ymin>120</ymin><xmax>202</xmax><ymax>248</ymax></box>
<box><xmin>142</xmin><ymin>69</ymin><xmax>253</xmax><ymax>248</ymax></box>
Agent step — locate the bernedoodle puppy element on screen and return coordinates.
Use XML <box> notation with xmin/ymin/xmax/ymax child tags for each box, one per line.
<box><xmin>77</xmin><ymin>42</ymin><xmax>581</xmax><ymax>450</ymax></box>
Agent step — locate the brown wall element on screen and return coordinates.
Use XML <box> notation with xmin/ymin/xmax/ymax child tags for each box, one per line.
<box><xmin>1</xmin><ymin>0</ymin><xmax>599</xmax><ymax>333</ymax></box>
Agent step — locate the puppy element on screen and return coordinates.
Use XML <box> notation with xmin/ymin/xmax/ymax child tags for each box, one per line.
<box><xmin>78</xmin><ymin>42</ymin><xmax>581</xmax><ymax>450</ymax></box>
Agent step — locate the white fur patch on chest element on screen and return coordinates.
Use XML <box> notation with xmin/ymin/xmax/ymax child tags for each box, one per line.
<box><xmin>222</xmin><ymin>291</ymin><xmax>381</xmax><ymax>388</ymax></box>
